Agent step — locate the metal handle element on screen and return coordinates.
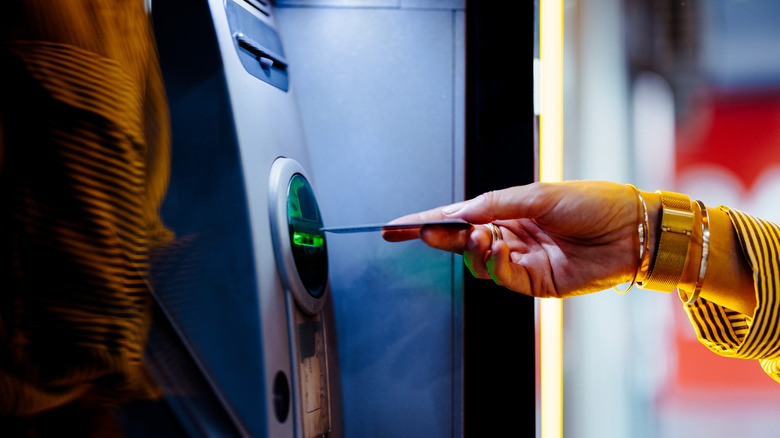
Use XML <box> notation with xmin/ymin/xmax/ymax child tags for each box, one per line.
<box><xmin>234</xmin><ymin>32</ymin><xmax>288</xmax><ymax>70</ymax></box>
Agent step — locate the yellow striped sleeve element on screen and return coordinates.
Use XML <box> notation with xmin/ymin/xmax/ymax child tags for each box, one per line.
<box><xmin>683</xmin><ymin>207</ymin><xmax>780</xmax><ymax>382</ymax></box>
<box><xmin>0</xmin><ymin>0</ymin><xmax>170</xmax><ymax>414</ymax></box>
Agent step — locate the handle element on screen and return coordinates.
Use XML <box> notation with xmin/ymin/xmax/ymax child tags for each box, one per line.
<box><xmin>234</xmin><ymin>32</ymin><xmax>288</xmax><ymax>70</ymax></box>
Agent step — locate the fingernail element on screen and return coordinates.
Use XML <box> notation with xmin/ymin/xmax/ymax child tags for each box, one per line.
<box><xmin>442</xmin><ymin>201</ymin><xmax>466</xmax><ymax>216</ymax></box>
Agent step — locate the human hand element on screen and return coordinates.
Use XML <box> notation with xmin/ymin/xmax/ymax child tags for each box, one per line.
<box><xmin>383</xmin><ymin>181</ymin><xmax>648</xmax><ymax>298</ymax></box>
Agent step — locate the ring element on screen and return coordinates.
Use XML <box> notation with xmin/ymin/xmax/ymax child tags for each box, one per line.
<box><xmin>487</xmin><ymin>223</ymin><xmax>503</xmax><ymax>246</ymax></box>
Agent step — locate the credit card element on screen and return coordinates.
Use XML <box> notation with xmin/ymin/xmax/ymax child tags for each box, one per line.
<box><xmin>320</xmin><ymin>219</ymin><xmax>471</xmax><ymax>234</ymax></box>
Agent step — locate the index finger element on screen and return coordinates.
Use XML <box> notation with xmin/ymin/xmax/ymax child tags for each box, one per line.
<box><xmin>381</xmin><ymin>206</ymin><xmax>455</xmax><ymax>242</ymax></box>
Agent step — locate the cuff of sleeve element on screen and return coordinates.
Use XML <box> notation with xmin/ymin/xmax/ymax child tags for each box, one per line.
<box><xmin>683</xmin><ymin>207</ymin><xmax>780</xmax><ymax>362</ymax></box>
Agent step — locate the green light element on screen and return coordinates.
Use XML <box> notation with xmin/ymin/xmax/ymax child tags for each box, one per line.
<box><xmin>293</xmin><ymin>232</ymin><xmax>324</xmax><ymax>248</ymax></box>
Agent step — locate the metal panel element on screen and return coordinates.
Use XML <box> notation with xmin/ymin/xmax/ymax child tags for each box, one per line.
<box><xmin>149</xmin><ymin>1</ymin><xmax>342</xmax><ymax>436</ymax></box>
<box><xmin>276</xmin><ymin>6</ymin><xmax>464</xmax><ymax>437</ymax></box>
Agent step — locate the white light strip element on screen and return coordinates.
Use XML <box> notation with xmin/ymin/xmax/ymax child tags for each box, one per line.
<box><xmin>540</xmin><ymin>1</ymin><xmax>563</xmax><ymax>438</ymax></box>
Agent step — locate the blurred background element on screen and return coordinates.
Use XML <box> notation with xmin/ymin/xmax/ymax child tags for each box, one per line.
<box><xmin>559</xmin><ymin>0</ymin><xmax>780</xmax><ymax>437</ymax></box>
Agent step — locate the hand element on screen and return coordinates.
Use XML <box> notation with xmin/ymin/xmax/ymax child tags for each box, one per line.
<box><xmin>383</xmin><ymin>181</ymin><xmax>643</xmax><ymax>298</ymax></box>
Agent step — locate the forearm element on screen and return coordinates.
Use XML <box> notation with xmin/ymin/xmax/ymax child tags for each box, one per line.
<box><xmin>640</xmin><ymin>190</ymin><xmax>756</xmax><ymax>316</ymax></box>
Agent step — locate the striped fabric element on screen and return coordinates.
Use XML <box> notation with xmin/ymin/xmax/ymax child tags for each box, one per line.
<box><xmin>684</xmin><ymin>207</ymin><xmax>780</xmax><ymax>383</ymax></box>
<box><xmin>1</xmin><ymin>0</ymin><xmax>171</xmax><ymax>419</ymax></box>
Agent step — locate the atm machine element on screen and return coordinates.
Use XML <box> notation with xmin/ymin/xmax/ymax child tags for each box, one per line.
<box><xmin>135</xmin><ymin>2</ymin><xmax>533</xmax><ymax>437</ymax></box>
<box><xmin>143</xmin><ymin>1</ymin><xmax>341</xmax><ymax>437</ymax></box>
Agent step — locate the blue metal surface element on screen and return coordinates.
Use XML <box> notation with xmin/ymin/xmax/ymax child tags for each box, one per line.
<box><xmin>276</xmin><ymin>5</ymin><xmax>465</xmax><ymax>437</ymax></box>
<box><xmin>149</xmin><ymin>0</ymin><xmax>345</xmax><ymax>436</ymax></box>
<box><xmin>152</xmin><ymin>1</ymin><xmax>267</xmax><ymax>436</ymax></box>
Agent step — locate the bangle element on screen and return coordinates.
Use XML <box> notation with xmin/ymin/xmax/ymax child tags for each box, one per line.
<box><xmin>635</xmin><ymin>186</ymin><xmax>651</xmax><ymax>283</ymax></box>
<box><xmin>613</xmin><ymin>184</ymin><xmax>648</xmax><ymax>294</ymax></box>
<box><xmin>682</xmin><ymin>201</ymin><xmax>710</xmax><ymax>305</ymax></box>
<box><xmin>639</xmin><ymin>190</ymin><xmax>694</xmax><ymax>292</ymax></box>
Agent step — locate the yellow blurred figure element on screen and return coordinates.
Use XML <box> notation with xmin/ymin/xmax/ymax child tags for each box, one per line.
<box><xmin>0</xmin><ymin>1</ymin><xmax>171</xmax><ymax>435</ymax></box>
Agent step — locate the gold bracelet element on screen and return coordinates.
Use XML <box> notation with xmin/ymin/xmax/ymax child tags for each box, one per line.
<box><xmin>613</xmin><ymin>185</ymin><xmax>648</xmax><ymax>294</ymax></box>
<box><xmin>636</xmin><ymin>187</ymin><xmax>651</xmax><ymax>282</ymax></box>
<box><xmin>681</xmin><ymin>201</ymin><xmax>709</xmax><ymax>305</ymax></box>
<box><xmin>639</xmin><ymin>190</ymin><xmax>694</xmax><ymax>292</ymax></box>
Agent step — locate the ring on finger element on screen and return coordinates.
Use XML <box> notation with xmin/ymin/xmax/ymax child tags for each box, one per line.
<box><xmin>487</xmin><ymin>223</ymin><xmax>503</xmax><ymax>246</ymax></box>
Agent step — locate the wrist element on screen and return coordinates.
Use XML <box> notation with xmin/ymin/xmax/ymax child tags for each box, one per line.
<box><xmin>615</xmin><ymin>187</ymin><xmax>708</xmax><ymax>297</ymax></box>
<box><xmin>637</xmin><ymin>190</ymin><xmax>660</xmax><ymax>283</ymax></box>
<box><xmin>639</xmin><ymin>190</ymin><xmax>699</xmax><ymax>292</ymax></box>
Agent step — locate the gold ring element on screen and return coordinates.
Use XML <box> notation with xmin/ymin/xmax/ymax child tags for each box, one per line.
<box><xmin>487</xmin><ymin>223</ymin><xmax>503</xmax><ymax>245</ymax></box>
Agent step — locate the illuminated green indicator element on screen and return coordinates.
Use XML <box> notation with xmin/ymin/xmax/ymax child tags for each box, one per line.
<box><xmin>287</xmin><ymin>173</ymin><xmax>327</xmax><ymax>298</ymax></box>
<box><xmin>293</xmin><ymin>232</ymin><xmax>324</xmax><ymax>248</ymax></box>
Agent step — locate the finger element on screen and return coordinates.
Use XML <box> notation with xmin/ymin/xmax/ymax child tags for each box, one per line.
<box><xmin>462</xmin><ymin>226</ymin><xmax>493</xmax><ymax>279</ymax></box>
<box><xmin>440</xmin><ymin>185</ymin><xmax>553</xmax><ymax>224</ymax></box>
<box><xmin>485</xmin><ymin>241</ymin><xmax>534</xmax><ymax>297</ymax></box>
<box><xmin>419</xmin><ymin>224</ymin><xmax>473</xmax><ymax>254</ymax></box>
<box><xmin>382</xmin><ymin>207</ymin><xmax>456</xmax><ymax>242</ymax></box>
<box><xmin>382</xmin><ymin>227</ymin><xmax>420</xmax><ymax>242</ymax></box>
<box><xmin>382</xmin><ymin>183</ymin><xmax>555</xmax><ymax>241</ymax></box>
